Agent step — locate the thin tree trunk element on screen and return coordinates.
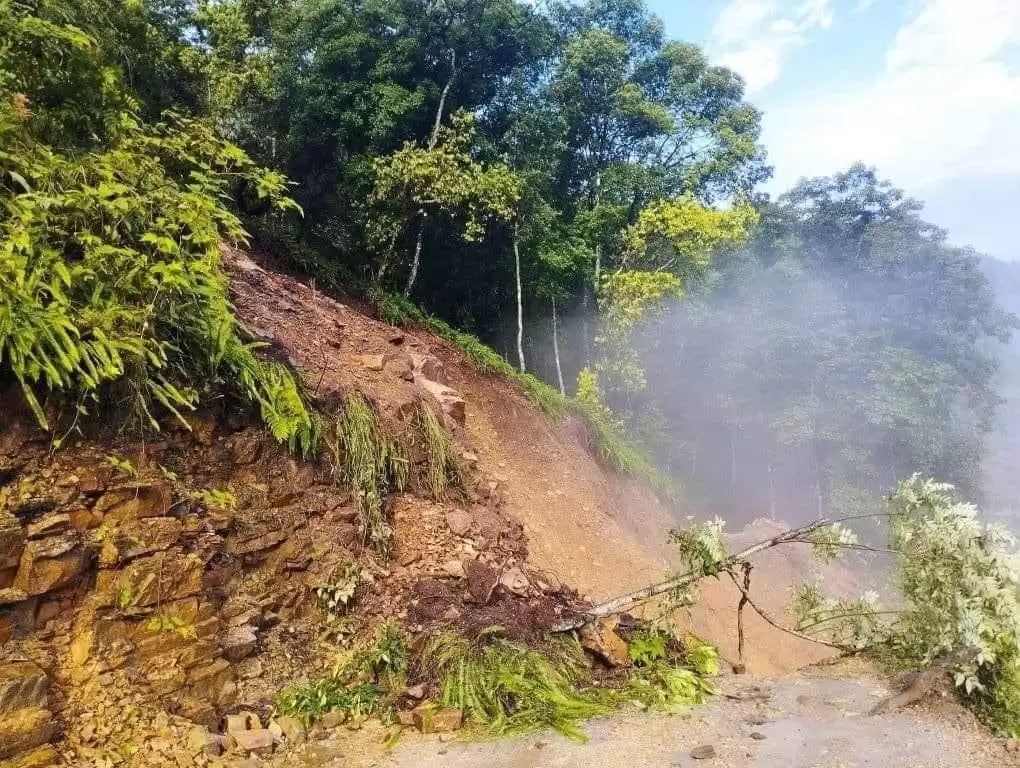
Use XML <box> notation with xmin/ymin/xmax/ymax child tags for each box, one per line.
<box><xmin>377</xmin><ymin>228</ymin><xmax>400</xmax><ymax>282</ymax></box>
<box><xmin>403</xmin><ymin>216</ymin><xmax>426</xmax><ymax>297</ymax></box>
<box><xmin>404</xmin><ymin>51</ymin><xmax>457</xmax><ymax>298</ymax></box>
<box><xmin>427</xmin><ymin>50</ymin><xmax>457</xmax><ymax>151</ymax></box>
<box><xmin>552</xmin><ymin>297</ymin><xmax>565</xmax><ymax>396</ymax></box>
<box><xmin>514</xmin><ymin>225</ymin><xmax>525</xmax><ymax>373</ymax></box>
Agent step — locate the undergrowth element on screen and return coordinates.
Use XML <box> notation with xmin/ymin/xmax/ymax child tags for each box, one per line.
<box><xmin>275</xmin><ymin>621</ymin><xmax>409</xmax><ymax>727</ymax></box>
<box><xmin>422</xmin><ymin>628</ymin><xmax>712</xmax><ymax>740</ymax></box>
<box><xmin>413</xmin><ymin>402</ymin><xmax>463</xmax><ymax>499</ymax></box>
<box><xmin>0</xmin><ymin>5</ymin><xmax>318</xmax><ymax>454</ymax></box>
<box><xmin>422</xmin><ymin>630</ymin><xmax>613</xmax><ymax>740</ymax></box>
<box><xmin>328</xmin><ymin>393</ymin><xmax>408</xmax><ymax>554</ymax></box>
<box><xmin>276</xmin><ymin>621</ymin><xmax>715</xmax><ymax>740</ymax></box>
<box><xmin>372</xmin><ymin>290</ymin><xmax>675</xmax><ymax>497</ymax></box>
<box><xmin>327</xmin><ymin>395</ymin><xmax>466</xmax><ymax>554</ymax></box>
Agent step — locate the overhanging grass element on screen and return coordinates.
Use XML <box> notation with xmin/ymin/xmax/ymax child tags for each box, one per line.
<box><xmin>421</xmin><ymin>630</ymin><xmax>712</xmax><ymax>740</ymax></box>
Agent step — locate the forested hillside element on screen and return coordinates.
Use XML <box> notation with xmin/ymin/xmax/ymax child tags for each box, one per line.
<box><xmin>5</xmin><ymin>0</ymin><xmax>1020</xmax><ymax>758</ymax></box>
<box><xmin>2</xmin><ymin>0</ymin><xmax>1012</xmax><ymax>517</ymax></box>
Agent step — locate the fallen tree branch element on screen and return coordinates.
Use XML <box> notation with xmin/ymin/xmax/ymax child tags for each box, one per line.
<box><xmin>725</xmin><ymin>570</ymin><xmax>851</xmax><ymax>651</ymax></box>
<box><xmin>551</xmin><ymin>518</ymin><xmax>833</xmax><ymax>632</ymax></box>
<box><xmin>735</xmin><ymin>562</ymin><xmax>751</xmax><ymax>672</ymax></box>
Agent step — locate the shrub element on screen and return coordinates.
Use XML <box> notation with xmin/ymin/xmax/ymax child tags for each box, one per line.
<box><xmin>0</xmin><ymin>3</ymin><xmax>318</xmax><ymax>453</ymax></box>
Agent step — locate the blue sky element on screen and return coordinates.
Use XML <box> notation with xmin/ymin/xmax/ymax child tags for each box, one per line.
<box><xmin>644</xmin><ymin>0</ymin><xmax>1020</xmax><ymax>260</ymax></box>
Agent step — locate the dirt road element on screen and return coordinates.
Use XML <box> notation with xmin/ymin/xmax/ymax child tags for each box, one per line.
<box><xmin>275</xmin><ymin>661</ymin><xmax>1010</xmax><ymax>768</ymax></box>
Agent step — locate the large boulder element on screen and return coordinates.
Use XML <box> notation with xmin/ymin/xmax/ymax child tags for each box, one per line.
<box><xmin>416</xmin><ymin>379</ymin><xmax>466</xmax><ymax>426</ymax></box>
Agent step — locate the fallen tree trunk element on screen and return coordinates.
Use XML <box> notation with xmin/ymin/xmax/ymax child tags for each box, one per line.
<box><xmin>869</xmin><ymin>646</ymin><xmax>978</xmax><ymax>715</ymax></box>
<box><xmin>551</xmin><ymin>518</ymin><xmax>832</xmax><ymax>632</ymax></box>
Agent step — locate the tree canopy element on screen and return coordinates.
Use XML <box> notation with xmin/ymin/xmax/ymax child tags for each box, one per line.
<box><xmin>0</xmin><ymin>0</ymin><xmax>1014</xmax><ymax>515</ymax></box>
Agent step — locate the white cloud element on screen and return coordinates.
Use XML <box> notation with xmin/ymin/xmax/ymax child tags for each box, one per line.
<box><xmin>710</xmin><ymin>0</ymin><xmax>834</xmax><ymax>92</ymax></box>
<box><xmin>763</xmin><ymin>0</ymin><xmax>1020</xmax><ymax>195</ymax></box>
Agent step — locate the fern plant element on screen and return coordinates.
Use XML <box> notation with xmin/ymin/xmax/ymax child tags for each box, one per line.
<box><xmin>0</xmin><ymin>1</ymin><xmax>317</xmax><ymax>454</ymax></box>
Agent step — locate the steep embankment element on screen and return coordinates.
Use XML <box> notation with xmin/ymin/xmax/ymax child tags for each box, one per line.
<box><xmin>0</xmin><ymin>247</ymin><xmax>859</xmax><ymax>767</ymax></box>
<box><xmin>229</xmin><ymin>247</ymin><xmax>843</xmax><ymax>674</ymax></box>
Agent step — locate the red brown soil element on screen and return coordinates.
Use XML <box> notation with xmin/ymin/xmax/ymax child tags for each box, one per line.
<box><xmin>229</xmin><ymin>247</ymin><xmax>859</xmax><ymax>675</ymax></box>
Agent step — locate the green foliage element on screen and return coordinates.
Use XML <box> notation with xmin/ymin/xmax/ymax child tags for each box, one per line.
<box><xmin>628</xmin><ymin>629</ymin><xmax>669</xmax><ymax>666</ymax></box>
<box><xmin>104</xmin><ymin>454</ymin><xmax>138</xmax><ymax>478</ymax></box>
<box><xmin>412</xmin><ymin>403</ymin><xmax>463</xmax><ymax>500</ymax></box>
<box><xmin>423</xmin><ymin>631</ymin><xmax>613</xmax><ymax>740</ymax></box>
<box><xmin>372</xmin><ymin>112</ymin><xmax>521</xmax><ymax>244</ymax></box>
<box><xmin>0</xmin><ymin>1</ymin><xmax>317</xmax><ymax>454</ymax></box>
<box><xmin>790</xmin><ymin>476</ymin><xmax>1020</xmax><ymax>736</ymax></box>
<box><xmin>335</xmin><ymin>621</ymin><xmax>410</xmax><ymax>690</ymax></box>
<box><xmin>669</xmin><ymin>517</ymin><xmax>728</xmax><ymax>580</ymax></box>
<box><xmin>622</xmin><ymin>199</ymin><xmax>758</xmax><ymax>272</ymax></box>
<box><xmin>275</xmin><ymin>681</ymin><xmax>382</xmax><ymax>729</ymax></box>
<box><xmin>146</xmin><ymin>612</ymin><xmax>197</xmax><ymax>640</ymax></box>
<box><xmin>625</xmin><ymin>662</ymin><xmax>712</xmax><ymax>714</ymax></box>
<box><xmin>276</xmin><ymin>621</ymin><xmax>409</xmax><ymax>727</ymax></box>
<box><xmin>328</xmin><ymin>394</ymin><xmax>408</xmax><ymax>555</ymax></box>
<box><xmin>315</xmin><ymin>557</ymin><xmax>362</xmax><ymax>618</ymax></box>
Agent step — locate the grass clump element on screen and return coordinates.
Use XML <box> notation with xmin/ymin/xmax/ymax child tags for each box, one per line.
<box><xmin>329</xmin><ymin>393</ymin><xmax>408</xmax><ymax>554</ymax></box>
<box><xmin>412</xmin><ymin>403</ymin><xmax>463</xmax><ymax>499</ymax></box>
<box><xmin>275</xmin><ymin>621</ymin><xmax>410</xmax><ymax>727</ymax></box>
<box><xmin>422</xmin><ymin>631</ymin><xmax>614</xmax><ymax>741</ymax></box>
<box><xmin>275</xmin><ymin>680</ymin><xmax>382</xmax><ymax>728</ymax></box>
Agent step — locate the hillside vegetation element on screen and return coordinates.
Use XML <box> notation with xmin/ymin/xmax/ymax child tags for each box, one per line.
<box><xmin>2</xmin><ymin>0</ymin><xmax>1020</xmax><ymax>757</ymax></box>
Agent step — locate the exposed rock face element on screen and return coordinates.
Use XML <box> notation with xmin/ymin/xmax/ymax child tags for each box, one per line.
<box><xmin>0</xmin><ymin>512</ymin><xmax>25</xmax><ymax>570</ymax></box>
<box><xmin>0</xmin><ymin>661</ymin><xmax>53</xmax><ymax>760</ymax></box>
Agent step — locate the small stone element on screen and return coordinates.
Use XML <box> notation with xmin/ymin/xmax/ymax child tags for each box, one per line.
<box><xmin>221</xmin><ymin>625</ymin><xmax>258</xmax><ymax>662</ymax></box>
<box><xmin>404</xmin><ymin>683</ymin><xmax>426</xmax><ymax>700</ymax></box>
<box><xmin>267</xmin><ymin>721</ymin><xmax>284</xmax><ymax>744</ymax></box>
<box><xmin>225</xmin><ymin>712</ymin><xmax>260</xmax><ymax>736</ymax></box>
<box><xmin>750</xmin><ymin>732</ymin><xmax>767</xmax><ymax>740</ymax></box>
<box><xmin>318</xmin><ymin>710</ymin><xmax>346</xmax><ymax>729</ymax></box>
<box><xmin>230</xmin><ymin>728</ymin><xmax>274</xmax><ymax>755</ymax></box>
<box><xmin>444</xmin><ymin>509</ymin><xmax>473</xmax><ymax>537</ymax></box>
<box><xmin>440</xmin><ymin>559</ymin><xmax>465</xmax><ymax>579</ymax></box>
<box><xmin>691</xmin><ymin>745</ymin><xmax>716</xmax><ymax>760</ymax></box>
<box><xmin>357</xmin><ymin>354</ymin><xmax>386</xmax><ymax>372</ymax></box>
<box><xmin>274</xmin><ymin>716</ymin><xmax>305</xmax><ymax>745</ymax></box>
<box><xmin>498</xmin><ymin>567</ymin><xmax>529</xmax><ymax>596</ymax></box>
<box><xmin>397</xmin><ymin>711</ymin><xmax>416</xmax><ymax>727</ymax></box>
<box><xmin>731</xmin><ymin>663</ymin><xmax>747</xmax><ymax>675</ymax></box>
<box><xmin>413</xmin><ymin>707</ymin><xmax>462</xmax><ymax>734</ymax></box>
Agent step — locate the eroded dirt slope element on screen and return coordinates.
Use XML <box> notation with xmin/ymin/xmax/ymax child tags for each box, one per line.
<box><xmin>230</xmin><ymin>248</ymin><xmax>853</xmax><ymax>675</ymax></box>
